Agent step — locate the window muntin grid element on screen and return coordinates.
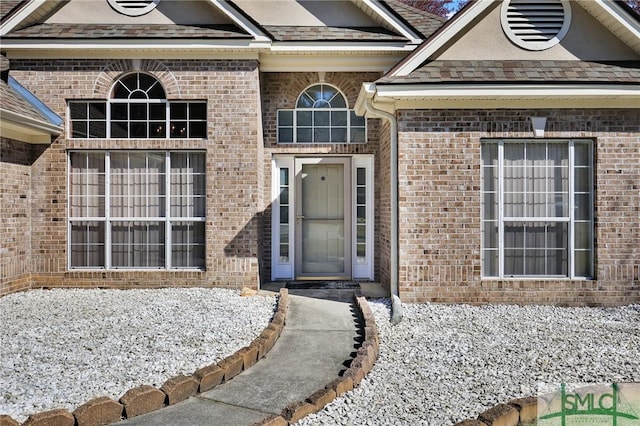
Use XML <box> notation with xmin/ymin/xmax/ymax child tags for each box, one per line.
<box><xmin>69</xmin><ymin>151</ymin><xmax>206</xmax><ymax>270</ymax></box>
<box><xmin>356</xmin><ymin>167</ymin><xmax>367</xmax><ymax>264</ymax></box>
<box><xmin>481</xmin><ymin>140</ymin><xmax>593</xmax><ymax>278</ymax></box>
<box><xmin>278</xmin><ymin>168</ymin><xmax>290</xmax><ymax>263</ymax></box>
<box><xmin>277</xmin><ymin>84</ymin><xmax>366</xmax><ymax>144</ymax></box>
<box><xmin>69</xmin><ymin>73</ymin><xmax>206</xmax><ymax>139</ymax></box>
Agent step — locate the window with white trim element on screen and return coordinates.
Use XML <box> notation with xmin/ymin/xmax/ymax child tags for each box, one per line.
<box><xmin>277</xmin><ymin>83</ymin><xmax>366</xmax><ymax>144</ymax></box>
<box><xmin>481</xmin><ymin>140</ymin><xmax>593</xmax><ymax>278</ymax></box>
<box><xmin>69</xmin><ymin>73</ymin><xmax>206</xmax><ymax>139</ymax></box>
<box><xmin>69</xmin><ymin>151</ymin><xmax>206</xmax><ymax>270</ymax></box>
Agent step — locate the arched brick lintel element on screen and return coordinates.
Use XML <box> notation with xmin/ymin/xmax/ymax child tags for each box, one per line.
<box><xmin>93</xmin><ymin>59</ymin><xmax>181</xmax><ymax>98</ymax></box>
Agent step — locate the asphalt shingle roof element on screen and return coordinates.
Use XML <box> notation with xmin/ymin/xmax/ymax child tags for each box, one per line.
<box><xmin>0</xmin><ymin>0</ymin><xmax>23</xmax><ymax>22</ymax></box>
<box><xmin>262</xmin><ymin>25</ymin><xmax>406</xmax><ymax>41</ymax></box>
<box><xmin>0</xmin><ymin>79</ymin><xmax>51</xmax><ymax>124</ymax></box>
<box><xmin>2</xmin><ymin>23</ymin><xmax>252</xmax><ymax>39</ymax></box>
<box><xmin>378</xmin><ymin>60</ymin><xmax>640</xmax><ymax>84</ymax></box>
<box><xmin>382</xmin><ymin>0</ymin><xmax>446</xmax><ymax>39</ymax></box>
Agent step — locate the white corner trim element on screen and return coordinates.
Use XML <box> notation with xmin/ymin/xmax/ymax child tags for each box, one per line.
<box><xmin>208</xmin><ymin>0</ymin><xmax>271</xmax><ymax>42</ymax></box>
<box><xmin>361</xmin><ymin>0</ymin><xmax>423</xmax><ymax>44</ymax></box>
<box><xmin>0</xmin><ymin>0</ymin><xmax>46</xmax><ymax>36</ymax></box>
<box><xmin>530</xmin><ymin>116</ymin><xmax>547</xmax><ymax>138</ymax></box>
<box><xmin>387</xmin><ymin>0</ymin><xmax>498</xmax><ymax>77</ymax></box>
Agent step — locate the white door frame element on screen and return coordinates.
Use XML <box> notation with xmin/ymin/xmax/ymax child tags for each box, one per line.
<box><xmin>271</xmin><ymin>155</ymin><xmax>374</xmax><ymax>281</ymax></box>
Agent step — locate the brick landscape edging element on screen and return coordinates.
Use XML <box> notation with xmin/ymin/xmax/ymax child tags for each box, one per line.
<box><xmin>254</xmin><ymin>292</ymin><xmax>380</xmax><ymax>426</ymax></box>
<box><xmin>2</xmin><ymin>288</ymin><xmax>290</xmax><ymax>426</ymax></box>
<box><xmin>453</xmin><ymin>396</ymin><xmax>538</xmax><ymax>426</ymax></box>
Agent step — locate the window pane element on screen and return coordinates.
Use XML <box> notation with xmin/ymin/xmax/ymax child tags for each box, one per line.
<box><xmin>89</xmin><ymin>103</ymin><xmax>106</xmax><ymax>119</ymax></box>
<box><xmin>314</xmin><ymin>111</ymin><xmax>330</xmax><ymax>127</ymax></box>
<box><xmin>130</xmin><ymin>123</ymin><xmax>147</xmax><ymax>138</ymax></box>
<box><xmin>574</xmin><ymin>250</ymin><xmax>592</xmax><ymax>277</ymax></box>
<box><xmin>297</xmin><ymin>110</ymin><xmax>312</xmax><ymax>126</ymax></box>
<box><xmin>574</xmin><ymin>194</ymin><xmax>591</xmax><ymax>220</ymax></box>
<box><xmin>111</xmin><ymin>122</ymin><xmax>128</xmax><ymax>138</ymax></box>
<box><xmin>574</xmin><ymin>143</ymin><xmax>590</xmax><ymax>167</ymax></box>
<box><xmin>130</xmin><ymin>103</ymin><xmax>147</xmax><ymax>120</ymax></box>
<box><xmin>278</xmin><ymin>110</ymin><xmax>293</xmax><ymax>127</ymax></box>
<box><xmin>483</xmin><ymin>249</ymin><xmax>498</xmax><ymax>277</ymax></box>
<box><xmin>575</xmin><ymin>168</ymin><xmax>590</xmax><ymax>193</ymax></box>
<box><xmin>482</xmin><ymin>221</ymin><xmax>498</xmax><ymax>249</ymax></box>
<box><xmin>350</xmin><ymin>127</ymin><xmax>365</xmax><ymax>143</ymax></box>
<box><xmin>297</xmin><ymin>127</ymin><xmax>312</xmax><ymax>143</ymax></box>
<box><xmin>72</xmin><ymin>121</ymin><xmax>88</xmax><ymax>138</ymax></box>
<box><xmin>314</xmin><ymin>128</ymin><xmax>329</xmax><ymax>143</ymax></box>
<box><xmin>357</xmin><ymin>168</ymin><xmax>366</xmax><ymax>186</ymax></box>
<box><xmin>279</xmin><ymin>187</ymin><xmax>289</xmax><ymax>205</ymax></box>
<box><xmin>481</xmin><ymin>143</ymin><xmax>497</xmax><ymax>165</ymax></box>
<box><xmin>170</xmin><ymin>122</ymin><xmax>187</xmax><ymax>138</ymax></box>
<box><xmin>88</xmin><ymin>121</ymin><xmax>107</xmax><ymax>138</ymax></box>
<box><xmin>70</xmin><ymin>102</ymin><xmax>87</xmax><ymax>119</ymax></box>
<box><xmin>111</xmin><ymin>103</ymin><xmax>128</xmax><ymax>120</ymax></box>
<box><xmin>189</xmin><ymin>122</ymin><xmax>206</xmax><ymax>138</ymax></box>
<box><xmin>189</xmin><ymin>103</ymin><xmax>207</xmax><ymax>120</ymax></box>
<box><xmin>70</xmin><ymin>221</ymin><xmax>105</xmax><ymax>268</ymax></box>
<box><xmin>574</xmin><ymin>222</ymin><xmax>591</xmax><ymax>249</ymax></box>
<box><xmin>331</xmin><ymin>128</ymin><xmax>347</xmax><ymax>143</ymax></box>
<box><xmin>331</xmin><ymin>111</ymin><xmax>347</xmax><ymax>127</ymax></box>
<box><xmin>350</xmin><ymin>111</ymin><xmax>365</xmax><ymax>127</ymax></box>
<box><xmin>278</xmin><ymin>128</ymin><xmax>293</xmax><ymax>143</ymax></box>
<box><xmin>149</xmin><ymin>122</ymin><xmax>165</xmax><ymax>138</ymax></box>
<box><xmin>111</xmin><ymin>221</ymin><xmax>164</xmax><ymax>268</ymax></box>
<box><xmin>149</xmin><ymin>104</ymin><xmax>166</xmax><ymax>120</ymax></box>
<box><xmin>170</xmin><ymin>103</ymin><xmax>187</xmax><ymax>120</ymax></box>
<box><xmin>171</xmin><ymin>222</ymin><xmax>205</xmax><ymax>268</ymax></box>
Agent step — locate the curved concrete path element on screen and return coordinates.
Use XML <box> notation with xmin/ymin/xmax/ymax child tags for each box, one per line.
<box><xmin>116</xmin><ymin>293</ymin><xmax>360</xmax><ymax>425</ymax></box>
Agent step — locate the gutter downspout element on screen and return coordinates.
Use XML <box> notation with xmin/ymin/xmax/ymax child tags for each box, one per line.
<box><xmin>364</xmin><ymin>94</ymin><xmax>402</xmax><ymax>325</ymax></box>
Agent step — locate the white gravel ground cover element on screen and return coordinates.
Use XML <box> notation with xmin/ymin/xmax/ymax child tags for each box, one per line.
<box><xmin>299</xmin><ymin>300</ymin><xmax>640</xmax><ymax>426</ymax></box>
<box><xmin>0</xmin><ymin>288</ymin><xmax>276</xmax><ymax>423</ymax></box>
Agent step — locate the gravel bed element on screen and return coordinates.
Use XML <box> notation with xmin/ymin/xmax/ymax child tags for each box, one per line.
<box><xmin>299</xmin><ymin>300</ymin><xmax>640</xmax><ymax>426</ymax></box>
<box><xmin>0</xmin><ymin>288</ymin><xmax>276</xmax><ymax>423</ymax></box>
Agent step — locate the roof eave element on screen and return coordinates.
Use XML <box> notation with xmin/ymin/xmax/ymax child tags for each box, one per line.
<box><xmin>0</xmin><ymin>108</ymin><xmax>62</xmax><ymax>144</ymax></box>
<box><xmin>358</xmin><ymin>82</ymin><xmax>640</xmax><ymax>112</ymax></box>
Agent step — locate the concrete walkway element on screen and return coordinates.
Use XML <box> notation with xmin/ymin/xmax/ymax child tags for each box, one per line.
<box><xmin>116</xmin><ymin>293</ymin><xmax>360</xmax><ymax>425</ymax></box>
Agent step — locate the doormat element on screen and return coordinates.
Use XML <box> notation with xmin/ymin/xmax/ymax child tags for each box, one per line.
<box><xmin>285</xmin><ymin>281</ymin><xmax>361</xmax><ymax>289</ymax></box>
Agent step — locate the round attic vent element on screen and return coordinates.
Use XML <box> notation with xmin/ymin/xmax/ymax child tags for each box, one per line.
<box><xmin>107</xmin><ymin>0</ymin><xmax>160</xmax><ymax>17</ymax></box>
<box><xmin>501</xmin><ymin>0</ymin><xmax>572</xmax><ymax>51</ymax></box>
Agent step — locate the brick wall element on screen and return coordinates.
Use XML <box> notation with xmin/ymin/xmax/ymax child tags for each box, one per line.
<box><xmin>7</xmin><ymin>59</ymin><xmax>263</xmax><ymax>291</ymax></box>
<box><xmin>397</xmin><ymin>109</ymin><xmax>640</xmax><ymax>305</ymax></box>
<box><xmin>259</xmin><ymin>72</ymin><xmax>382</xmax><ymax>282</ymax></box>
<box><xmin>0</xmin><ymin>138</ymin><xmax>39</xmax><ymax>296</ymax></box>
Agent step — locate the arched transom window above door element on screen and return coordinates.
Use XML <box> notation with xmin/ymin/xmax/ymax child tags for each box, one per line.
<box><xmin>277</xmin><ymin>84</ymin><xmax>366</xmax><ymax>144</ymax></box>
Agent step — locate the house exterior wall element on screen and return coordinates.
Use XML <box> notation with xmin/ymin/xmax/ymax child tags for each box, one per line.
<box><xmin>259</xmin><ymin>71</ymin><xmax>383</xmax><ymax>282</ymax></box>
<box><xmin>6</xmin><ymin>59</ymin><xmax>263</xmax><ymax>292</ymax></box>
<box><xmin>0</xmin><ymin>138</ymin><xmax>42</xmax><ymax>296</ymax></box>
<box><xmin>397</xmin><ymin>108</ymin><xmax>640</xmax><ymax>306</ymax></box>
<box><xmin>439</xmin><ymin>2</ymin><xmax>639</xmax><ymax>61</ymax></box>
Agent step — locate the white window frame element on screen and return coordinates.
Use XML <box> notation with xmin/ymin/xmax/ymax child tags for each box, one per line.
<box><xmin>68</xmin><ymin>150</ymin><xmax>206</xmax><ymax>271</ymax></box>
<box><xmin>481</xmin><ymin>139</ymin><xmax>594</xmax><ymax>279</ymax></box>
<box><xmin>276</xmin><ymin>84</ymin><xmax>366</xmax><ymax>144</ymax></box>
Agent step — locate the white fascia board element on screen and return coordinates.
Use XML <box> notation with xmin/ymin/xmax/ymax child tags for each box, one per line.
<box><xmin>269</xmin><ymin>42</ymin><xmax>415</xmax><ymax>53</ymax></box>
<box><xmin>375</xmin><ymin>83</ymin><xmax>640</xmax><ymax>99</ymax></box>
<box><xmin>208</xmin><ymin>0</ymin><xmax>270</xmax><ymax>42</ymax></box>
<box><xmin>388</xmin><ymin>1</ymin><xmax>498</xmax><ymax>78</ymax></box>
<box><xmin>0</xmin><ymin>108</ymin><xmax>62</xmax><ymax>143</ymax></box>
<box><xmin>0</xmin><ymin>0</ymin><xmax>46</xmax><ymax>36</ymax></box>
<box><xmin>361</xmin><ymin>0</ymin><xmax>423</xmax><ymax>44</ymax></box>
<box><xmin>259</xmin><ymin>54</ymin><xmax>404</xmax><ymax>72</ymax></box>
<box><xmin>2</xmin><ymin>40</ymin><xmax>269</xmax><ymax>59</ymax></box>
<box><xmin>369</xmin><ymin>83</ymin><xmax>640</xmax><ymax>110</ymax></box>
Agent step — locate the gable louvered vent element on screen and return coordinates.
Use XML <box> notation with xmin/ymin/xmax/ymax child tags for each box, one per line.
<box><xmin>107</xmin><ymin>0</ymin><xmax>160</xmax><ymax>17</ymax></box>
<box><xmin>501</xmin><ymin>0</ymin><xmax>572</xmax><ymax>51</ymax></box>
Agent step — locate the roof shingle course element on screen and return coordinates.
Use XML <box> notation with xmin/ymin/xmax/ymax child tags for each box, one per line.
<box><xmin>378</xmin><ymin>60</ymin><xmax>640</xmax><ymax>84</ymax></box>
<box><xmin>3</xmin><ymin>23</ymin><xmax>252</xmax><ymax>39</ymax></box>
<box><xmin>382</xmin><ymin>0</ymin><xmax>446</xmax><ymax>39</ymax></box>
<box><xmin>262</xmin><ymin>25</ymin><xmax>406</xmax><ymax>42</ymax></box>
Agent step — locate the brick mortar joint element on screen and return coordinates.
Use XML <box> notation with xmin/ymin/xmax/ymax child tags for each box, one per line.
<box><xmin>6</xmin><ymin>288</ymin><xmax>289</xmax><ymax>425</ymax></box>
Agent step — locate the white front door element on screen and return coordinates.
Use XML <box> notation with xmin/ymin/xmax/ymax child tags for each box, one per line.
<box><xmin>271</xmin><ymin>155</ymin><xmax>374</xmax><ymax>282</ymax></box>
<box><xmin>295</xmin><ymin>158</ymin><xmax>351</xmax><ymax>279</ymax></box>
